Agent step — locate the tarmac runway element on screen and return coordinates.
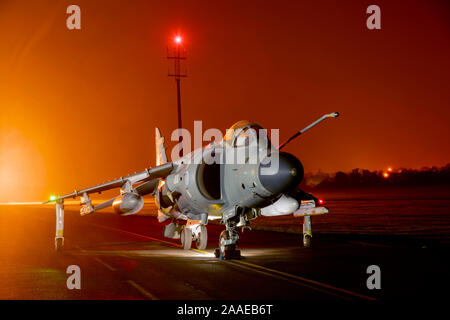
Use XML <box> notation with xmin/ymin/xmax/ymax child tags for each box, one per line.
<box><xmin>0</xmin><ymin>204</ymin><xmax>448</xmax><ymax>300</ymax></box>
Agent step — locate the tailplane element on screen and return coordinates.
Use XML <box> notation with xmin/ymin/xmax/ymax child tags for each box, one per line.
<box><xmin>155</xmin><ymin>128</ymin><xmax>168</xmax><ymax>165</ymax></box>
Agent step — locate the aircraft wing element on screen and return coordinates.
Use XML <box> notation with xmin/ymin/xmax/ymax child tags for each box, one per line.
<box><xmin>44</xmin><ymin>162</ymin><xmax>173</xmax><ymax>203</ymax></box>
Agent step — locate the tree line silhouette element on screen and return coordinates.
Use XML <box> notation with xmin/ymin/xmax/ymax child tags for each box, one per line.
<box><xmin>302</xmin><ymin>164</ymin><xmax>450</xmax><ymax>189</ymax></box>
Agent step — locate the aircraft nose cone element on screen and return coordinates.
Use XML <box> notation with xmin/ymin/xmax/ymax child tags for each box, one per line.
<box><xmin>258</xmin><ymin>152</ymin><xmax>304</xmax><ymax>194</ymax></box>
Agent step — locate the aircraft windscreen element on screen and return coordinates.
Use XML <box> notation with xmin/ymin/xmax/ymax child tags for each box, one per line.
<box><xmin>224</xmin><ymin>121</ymin><xmax>271</xmax><ymax>148</ymax></box>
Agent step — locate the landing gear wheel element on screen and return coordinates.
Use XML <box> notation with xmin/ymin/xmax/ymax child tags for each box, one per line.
<box><xmin>219</xmin><ymin>230</ymin><xmax>229</xmax><ymax>258</ymax></box>
<box><xmin>303</xmin><ymin>234</ymin><xmax>312</xmax><ymax>248</ymax></box>
<box><xmin>196</xmin><ymin>225</ymin><xmax>208</xmax><ymax>250</ymax></box>
<box><xmin>216</xmin><ymin>231</ymin><xmax>240</xmax><ymax>260</ymax></box>
<box><xmin>182</xmin><ymin>227</ymin><xmax>192</xmax><ymax>250</ymax></box>
<box><xmin>55</xmin><ymin>237</ymin><xmax>63</xmax><ymax>251</ymax></box>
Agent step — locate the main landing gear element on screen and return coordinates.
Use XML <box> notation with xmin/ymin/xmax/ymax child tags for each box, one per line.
<box><xmin>179</xmin><ymin>220</ymin><xmax>208</xmax><ymax>250</ymax></box>
<box><xmin>163</xmin><ymin>215</ymin><xmax>209</xmax><ymax>250</ymax></box>
<box><xmin>180</xmin><ymin>224</ymin><xmax>208</xmax><ymax>250</ymax></box>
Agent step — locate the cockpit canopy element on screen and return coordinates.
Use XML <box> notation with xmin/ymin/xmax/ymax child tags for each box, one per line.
<box><xmin>224</xmin><ymin>120</ymin><xmax>270</xmax><ymax>148</ymax></box>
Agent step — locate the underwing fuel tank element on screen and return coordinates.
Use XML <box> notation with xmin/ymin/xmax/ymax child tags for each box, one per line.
<box><xmin>112</xmin><ymin>192</ymin><xmax>144</xmax><ymax>216</ymax></box>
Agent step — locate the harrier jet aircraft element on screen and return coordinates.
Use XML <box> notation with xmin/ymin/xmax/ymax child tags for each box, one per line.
<box><xmin>46</xmin><ymin>113</ymin><xmax>339</xmax><ymax>259</ymax></box>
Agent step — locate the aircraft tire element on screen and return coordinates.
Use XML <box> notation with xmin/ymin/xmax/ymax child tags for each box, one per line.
<box><xmin>303</xmin><ymin>234</ymin><xmax>312</xmax><ymax>247</ymax></box>
<box><xmin>219</xmin><ymin>230</ymin><xmax>230</xmax><ymax>258</ymax></box>
<box><xmin>183</xmin><ymin>227</ymin><xmax>192</xmax><ymax>250</ymax></box>
<box><xmin>196</xmin><ymin>225</ymin><xmax>208</xmax><ymax>250</ymax></box>
<box><xmin>55</xmin><ymin>238</ymin><xmax>63</xmax><ymax>251</ymax></box>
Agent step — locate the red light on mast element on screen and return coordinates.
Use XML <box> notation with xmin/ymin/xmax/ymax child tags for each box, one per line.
<box><xmin>174</xmin><ymin>35</ymin><xmax>182</xmax><ymax>45</ymax></box>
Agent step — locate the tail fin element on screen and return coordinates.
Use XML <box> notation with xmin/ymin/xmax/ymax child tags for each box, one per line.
<box><xmin>155</xmin><ymin>128</ymin><xmax>168</xmax><ymax>166</ymax></box>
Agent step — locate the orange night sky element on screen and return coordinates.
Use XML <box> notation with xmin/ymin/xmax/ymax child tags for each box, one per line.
<box><xmin>0</xmin><ymin>0</ymin><xmax>449</xmax><ymax>201</ymax></box>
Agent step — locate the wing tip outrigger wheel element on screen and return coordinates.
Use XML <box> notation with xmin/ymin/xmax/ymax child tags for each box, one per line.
<box><xmin>303</xmin><ymin>215</ymin><xmax>312</xmax><ymax>248</ymax></box>
<box><xmin>54</xmin><ymin>200</ymin><xmax>65</xmax><ymax>251</ymax></box>
<box><xmin>303</xmin><ymin>234</ymin><xmax>312</xmax><ymax>248</ymax></box>
<box><xmin>55</xmin><ymin>237</ymin><xmax>64</xmax><ymax>251</ymax></box>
